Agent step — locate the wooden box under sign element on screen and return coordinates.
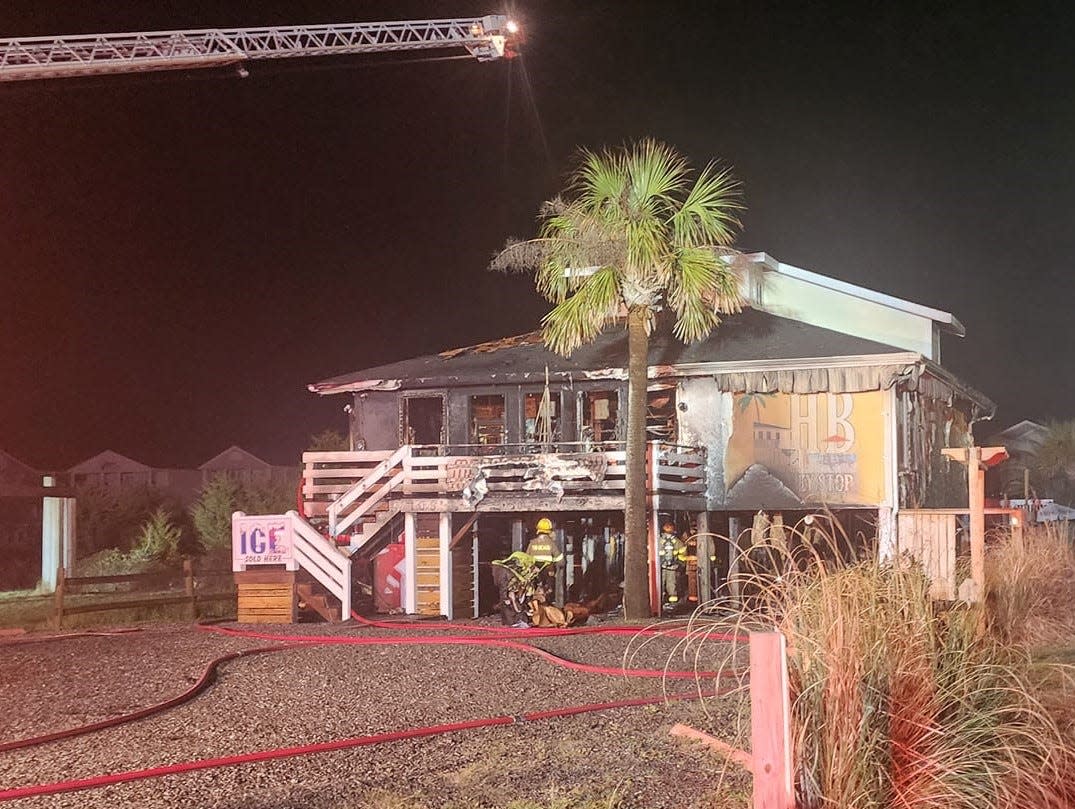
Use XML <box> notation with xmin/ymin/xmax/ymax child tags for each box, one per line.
<box><xmin>235</xmin><ymin>569</ymin><xmax>296</xmax><ymax>624</ymax></box>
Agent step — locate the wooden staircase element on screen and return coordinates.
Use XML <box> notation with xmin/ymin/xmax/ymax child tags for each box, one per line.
<box><xmin>342</xmin><ymin>500</ymin><xmax>402</xmax><ymax>554</ymax></box>
<box><xmin>296</xmin><ymin>578</ymin><xmax>342</xmax><ymax>622</ymax></box>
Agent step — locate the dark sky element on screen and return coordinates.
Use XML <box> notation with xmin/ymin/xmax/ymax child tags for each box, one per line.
<box><xmin>2</xmin><ymin>1</ymin><xmax>1073</xmax><ymax>469</ymax></box>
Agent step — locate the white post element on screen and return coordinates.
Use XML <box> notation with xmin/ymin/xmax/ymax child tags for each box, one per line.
<box><xmin>403</xmin><ymin>512</ymin><xmax>418</xmax><ymax>614</ymax></box>
<box><xmin>40</xmin><ymin>476</ymin><xmax>61</xmax><ymax>592</ymax></box>
<box><xmin>728</xmin><ymin>516</ymin><xmax>741</xmax><ymax>605</ymax></box>
<box><xmin>439</xmin><ymin>512</ymin><xmax>453</xmax><ymax>619</ymax></box>
<box><xmin>511</xmin><ymin>518</ymin><xmax>524</xmax><ymax>552</ymax></box>
<box><xmin>880</xmin><ymin>386</ymin><xmax>900</xmax><ymax>562</ymax></box>
<box><xmin>472</xmin><ymin>531</ymin><xmax>480</xmax><ymax>618</ymax></box>
<box><xmin>555</xmin><ymin>526</ymin><xmax>566</xmax><ymax>605</ymax></box>
<box><xmin>877</xmin><ymin>506</ymin><xmax>897</xmax><ymax>562</ymax></box>
<box><xmin>61</xmin><ymin>495</ymin><xmax>76</xmax><ymax>575</ymax></box>
<box><xmin>696</xmin><ymin>511</ymin><xmax>712</xmax><ymax>603</ymax></box>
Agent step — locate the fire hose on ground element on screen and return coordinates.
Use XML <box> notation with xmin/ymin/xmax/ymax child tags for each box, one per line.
<box><xmin>0</xmin><ymin>615</ymin><xmax>747</xmax><ymax>802</ymax></box>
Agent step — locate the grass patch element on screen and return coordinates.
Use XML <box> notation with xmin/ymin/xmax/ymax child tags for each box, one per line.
<box><xmin>696</xmin><ymin>520</ymin><xmax>1075</xmax><ymax>808</ymax></box>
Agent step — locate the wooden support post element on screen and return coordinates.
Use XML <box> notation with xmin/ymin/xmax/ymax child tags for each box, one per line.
<box><xmin>555</xmin><ymin>527</ymin><xmax>566</xmax><ymax>606</ymax></box>
<box><xmin>648</xmin><ymin>506</ymin><xmax>661</xmax><ymax>616</ymax></box>
<box><xmin>52</xmin><ymin>565</ymin><xmax>65</xmax><ymax>629</ymax></box>
<box><xmin>1010</xmin><ymin>510</ymin><xmax>1024</xmax><ymax>557</ymax></box>
<box><xmin>696</xmin><ymin>511</ymin><xmax>712</xmax><ymax>604</ymax></box>
<box><xmin>648</xmin><ymin>443</ymin><xmax>661</xmax><ymax>616</ymax></box>
<box><xmin>511</xmin><ymin>518</ymin><xmax>524</xmax><ymax>553</ymax></box>
<box><xmin>439</xmin><ymin>512</ymin><xmax>453</xmax><ymax>619</ymax></box>
<box><xmin>403</xmin><ymin>512</ymin><xmax>418</xmax><ymax>615</ymax></box>
<box><xmin>749</xmin><ymin>631</ymin><xmax>793</xmax><ymax>809</ymax></box>
<box><xmin>727</xmin><ymin>516</ymin><xmax>741</xmax><ymax>606</ymax></box>
<box><xmin>184</xmin><ymin>557</ymin><xmax>196</xmax><ymax>620</ymax></box>
<box><xmin>968</xmin><ymin>446</ymin><xmax>985</xmax><ymax>601</ymax></box>
<box><xmin>61</xmin><ymin>495</ymin><xmax>77</xmax><ymax>576</ymax></box>
<box><xmin>942</xmin><ymin>446</ymin><xmax>1008</xmax><ymax>604</ymax></box>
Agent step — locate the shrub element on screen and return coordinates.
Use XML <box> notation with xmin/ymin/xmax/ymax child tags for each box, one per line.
<box><xmin>130</xmin><ymin>507</ymin><xmax>183</xmax><ymax>565</ymax></box>
<box><xmin>190</xmin><ymin>475</ymin><xmax>242</xmax><ymax>551</ymax></box>
<box><xmin>75</xmin><ymin>484</ymin><xmax>177</xmax><ymax>555</ymax></box>
<box><xmin>190</xmin><ymin>475</ymin><xmax>296</xmax><ymax>551</ymax></box>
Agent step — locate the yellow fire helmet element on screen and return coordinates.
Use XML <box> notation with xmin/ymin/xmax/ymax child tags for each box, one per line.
<box><xmin>536</xmin><ymin>517</ymin><xmax>553</xmax><ymax>533</ymax></box>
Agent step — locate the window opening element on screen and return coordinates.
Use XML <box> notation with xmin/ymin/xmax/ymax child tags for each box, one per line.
<box><xmin>403</xmin><ymin>396</ymin><xmax>444</xmax><ymax>445</ymax></box>
<box><xmin>524</xmin><ymin>391</ymin><xmax>559</xmax><ymax>445</ymax></box>
<box><xmin>646</xmin><ymin>388</ymin><xmax>677</xmax><ymax>441</ymax></box>
<box><xmin>470</xmin><ymin>395</ymin><xmax>506</xmax><ymax>445</ymax></box>
<box><xmin>581</xmin><ymin>390</ymin><xmax>619</xmax><ymax>444</ymax></box>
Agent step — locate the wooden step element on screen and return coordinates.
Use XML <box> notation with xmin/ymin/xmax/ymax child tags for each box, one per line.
<box><xmin>296</xmin><ymin>582</ymin><xmax>342</xmax><ymax>623</ymax></box>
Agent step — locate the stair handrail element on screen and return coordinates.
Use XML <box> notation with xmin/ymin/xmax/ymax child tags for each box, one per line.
<box><xmin>335</xmin><ymin>467</ymin><xmax>407</xmax><ymax>539</ymax></box>
<box><xmin>328</xmin><ymin>444</ymin><xmax>410</xmax><ymax>536</ymax></box>
<box><xmin>287</xmin><ymin>510</ymin><xmax>351</xmax><ymax>617</ymax></box>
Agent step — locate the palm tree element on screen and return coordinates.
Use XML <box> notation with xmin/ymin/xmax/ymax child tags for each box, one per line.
<box><xmin>491</xmin><ymin>139</ymin><xmax>743</xmax><ymax>618</ymax></box>
<box><xmin>1032</xmin><ymin>420</ymin><xmax>1075</xmax><ymax>504</ymax></box>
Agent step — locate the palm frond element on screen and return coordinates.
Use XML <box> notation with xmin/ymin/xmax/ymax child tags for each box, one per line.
<box><xmin>624</xmin><ymin>139</ymin><xmax>688</xmax><ymax>218</ymax></box>
<box><xmin>670</xmin><ymin>163</ymin><xmax>743</xmax><ymax>248</ymax></box>
<box><xmin>667</xmin><ymin>247</ymin><xmax>743</xmax><ymax>342</ymax></box>
<box><xmin>574</xmin><ymin>147</ymin><xmax>628</xmax><ymax>213</ymax></box>
<box><xmin>541</xmin><ymin>265</ymin><xmax>621</xmax><ymax>356</ymax></box>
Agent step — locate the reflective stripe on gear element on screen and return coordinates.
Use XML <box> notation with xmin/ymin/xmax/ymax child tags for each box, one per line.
<box><xmin>526</xmin><ymin>532</ymin><xmax>563</xmax><ymax>563</ymax></box>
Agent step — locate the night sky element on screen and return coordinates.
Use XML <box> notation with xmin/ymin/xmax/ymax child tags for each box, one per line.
<box><xmin>2</xmin><ymin>1</ymin><xmax>1073</xmax><ymax>470</ymax></box>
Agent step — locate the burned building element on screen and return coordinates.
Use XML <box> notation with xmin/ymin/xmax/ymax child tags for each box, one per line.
<box><xmin>236</xmin><ymin>253</ymin><xmax>992</xmax><ymax>619</ymax></box>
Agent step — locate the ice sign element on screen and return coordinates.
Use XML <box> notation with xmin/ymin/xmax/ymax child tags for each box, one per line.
<box><xmin>232</xmin><ymin>513</ymin><xmax>296</xmax><ymax>570</ymax></box>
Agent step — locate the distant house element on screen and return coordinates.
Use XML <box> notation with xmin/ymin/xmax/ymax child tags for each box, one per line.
<box><xmin>68</xmin><ymin>450</ymin><xmax>202</xmax><ymax>504</ymax></box>
<box><xmin>0</xmin><ymin>449</ymin><xmax>44</xmax><ymax>589</ymax></box>
<box><xmin>198</xmin><ymin>445</ymin><xmax>297</xmax><ymax>488</ymax></box>
<box><xmin>983</xmin><ymin>420</ymin><xmax>1049</xmax><ymax>498</ymax></box>
<box><xmin>0</xmin><ymin>449</ymin><xmax>41</xmax><ymax>497</ymax></box>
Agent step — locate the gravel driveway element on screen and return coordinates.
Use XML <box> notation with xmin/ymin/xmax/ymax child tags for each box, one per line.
<box><xmin>0</xmin><ymin>620</ymin><xmax>750</xmax><ymax>808</ymax></box>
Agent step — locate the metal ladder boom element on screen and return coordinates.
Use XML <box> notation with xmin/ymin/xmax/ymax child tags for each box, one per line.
<box><xmin>0</xmin><ymin>15</ymin><xmax>515</xmax><ymax>82</ymax></box>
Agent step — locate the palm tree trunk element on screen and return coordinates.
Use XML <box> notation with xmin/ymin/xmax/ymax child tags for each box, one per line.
<box><xmin>623</xmin><ymin>306</ymin><xmax>651</xmax><ymax>619</ymax></box>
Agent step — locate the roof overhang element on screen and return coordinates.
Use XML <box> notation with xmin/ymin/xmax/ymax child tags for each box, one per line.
<box><xmin>310</xmin><ymin>351</ymin><xmax>926</xmax><ymax>396</ymax></box>
<box><xmin>745</xmin><ymin>252</ymin><xmax>966</xmax><ymax>337</ymax></box>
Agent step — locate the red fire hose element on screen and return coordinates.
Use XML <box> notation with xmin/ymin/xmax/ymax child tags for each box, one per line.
<box><xmin>0</xmin><ymin>689</ymin><xmax>727</xmax><ymax>802</ymax></box>
<box><xmin>0</xmin><ymin>618</ymin><xmax>745</xmax><ymax>802</ymax></box>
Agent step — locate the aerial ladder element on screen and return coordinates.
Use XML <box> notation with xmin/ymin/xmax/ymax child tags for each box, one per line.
<box><xmin>0</xmin><ymin>14</ymin><xmax>520</xmax><ymax>82</ymax></box>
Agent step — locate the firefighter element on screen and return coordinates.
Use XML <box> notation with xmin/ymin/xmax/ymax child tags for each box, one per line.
<box><xmin>491</xmin><ymin>550</ymin><xmax>539</xmax><ymax>627</ymax></box>
<box><xmin>659</xmin><ymin>521</ymin><xmax>687</xmax><ymax>613</ymax></box>
<box><xmin>526</xmin><ymin>516</ymin><xmax>563</xmax><ymax>602</ymax></box>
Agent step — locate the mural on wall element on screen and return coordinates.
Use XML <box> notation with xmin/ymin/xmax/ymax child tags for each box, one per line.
<box><xmin>724</xmin><ymin>391</ymin><xmax>886</xmax><ymax>508</ymax></box>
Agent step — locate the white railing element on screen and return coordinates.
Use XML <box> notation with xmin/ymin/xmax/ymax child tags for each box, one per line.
<box><xmin>304</xmin><ymin>442</ymin><xmax>706</xmax><ymax>528</ymax></box>
<box><xmin>327</xmin><ymin>445</ymin><xmax>409</xmax><ymax>536</ymax></box>
<box><xmin>334</xmin><ymin>467</ymin><xmax>407</xmax><ymax>538</ymax></box>
<box><xmin>287</xmin><ymin>510</ymin><xmax>351</xmax><ymax>618</ymax></box>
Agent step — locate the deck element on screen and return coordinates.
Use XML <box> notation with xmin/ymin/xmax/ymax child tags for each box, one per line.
<box><xmin>301</xmin><ymin>441</ymin><xmax>707</xmax><ymax>535</ymax></box>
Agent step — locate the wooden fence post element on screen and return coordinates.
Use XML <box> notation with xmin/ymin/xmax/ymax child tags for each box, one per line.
<box><xmin>749</xmin><ymin>631</ymin><xmax>794</xmax><ymax>809</ymax></box>
<box><xmin>183</xmin><ymin>557</ymin><xmax>197</xmax><ymax>620</ymax></box>
<box><xmin>53</xmin><ymin>565</ymin><xmax>66</xmax><ymax>629</ymax></box>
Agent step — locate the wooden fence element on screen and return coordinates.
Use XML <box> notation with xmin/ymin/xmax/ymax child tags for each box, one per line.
<box><xmin>897</xmin><ymin>508</ymin><xmax>1023</xmax><ymax>601</ymax></box>
<box><xmin>52</xmin><ymin>559</ymin><xmax>235</xmax><ymax>628</ymax></box>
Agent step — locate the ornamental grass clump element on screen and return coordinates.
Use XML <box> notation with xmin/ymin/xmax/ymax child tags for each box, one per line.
<box><xmin>703</xmin><ymin>520</ymin><xmax>1075</xmax><ymax>809</ymax></box>
<box><xmin>985</xmin><ymin>520</ymin><xmax>1075</xmax><ymax>646</ymax></box>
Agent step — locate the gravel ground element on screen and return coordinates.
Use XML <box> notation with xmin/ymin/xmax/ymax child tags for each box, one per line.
<box><xmin>0</xmin><ymin>620</ymin><xmax>751</xmax><ymax>809</ymax></box>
